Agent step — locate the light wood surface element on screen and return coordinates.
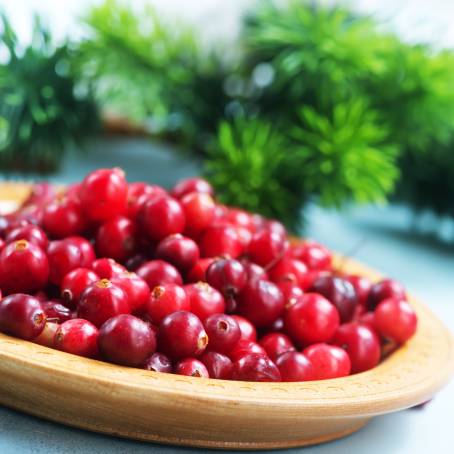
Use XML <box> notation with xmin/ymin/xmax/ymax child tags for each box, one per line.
<box><xmin>0</xmin><ymin>183</ymin><xmax>453</xmax><ymax>450</ymax></box>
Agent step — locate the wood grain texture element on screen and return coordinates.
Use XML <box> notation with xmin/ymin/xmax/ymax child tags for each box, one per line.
<box><xmin>0</xmin><ymin>183</ymin><xmax>453</xmax><ymax>450</ymax></box>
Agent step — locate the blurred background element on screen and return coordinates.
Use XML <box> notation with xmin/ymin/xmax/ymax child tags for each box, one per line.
<box><xmin>0</xmin><ymin>1</ymin><xmax>453</xmax><ymax>453</ymax></box>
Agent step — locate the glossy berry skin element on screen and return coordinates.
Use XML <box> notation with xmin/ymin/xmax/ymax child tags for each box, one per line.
<box><xmin>42</xmin><ymin>198</ymin><xmax>86</xmax><ymax>238</ymax></box>
<box><xmin>232</xmin><ymin>353</ymin><xmax>281</xmax><ymax>382</ymax></box>
<box><xmin>0</xmin><ymin>294</ymin><xmax>46</xmax><ymax>339</ymax></box>
<box><xmin>6</xmin><ymin>224</ymin><xmax>48</xmax><ymax>250</ymax></box>
<box><xmin>367</xmin><ymin>279</ymin><xmax>407</xmax><ymax>311</ymax></box>
<box><xmin>143</xmin><ymin>352</ymin><xmax>173</xmax><ymax>373</ymax></box>
<box><xmin>291</xmin><ymin>241</ymin><xmax>332</xmax><ymax>271</ymax></box>
<box><xmin>96</xmin><ymin>216</ymin><xmax>137</xmax><ymax>262</ymax></box>
<box><xmin>231</xmin><ymin>315</ymin><xmax>257</xmax><ymax>342</ymax></box>
<box><xmin>127</xmin><ymin>183</ymin><xmax>167</xmax><ymax>221</ymax></box>
<box><xmin>241</xmin><ymin>261</ymin><xmax>268</xmax><ymax>282</ymax></box>
<box><xmin>66</xmin><ymin>236</ymin><xmax>96</xmax><ymax>268</ymax></box>
<box><xmin>180</xmin><ymin>192</ymin><xmax>216</xmax><ymax>237</ymax></box>
<box><xmin>268</xmin><ymin>257</ymin><xmax>308</xmax><ymax>286</ymax></box>
<box><xmin>185</xmin><ymin>282</ymin><xmax>225</xmax><ymax>322</ymax></box>
<box><xmin>200</xmin><ymin>351</ymin><xmax>233</xmax><ymax>379</ymax></box>
<box><xmin>33</xmin><ymin>322</ymin><xmax>59</xmax><ymax>348</ymax></box>
<box><xmin>374</xmin><ymin>298</ymin><xmax>417</xmax><ymax>344</ymax></box>
<box><xmin>155</xmin><ymin>234</ymin><xmax>200</xmax><ymax>273</ymax></box>
<box><xmin>284</xmin><ymin>293</ymin><xmax>340</xmax><ymax>345</ymax></box>
<box><xmin>276</xmin><ymin>351</ymin><xmax>314</xmax><ymax>382</ymax></box>
<box><xmin>136</xmin><ymin>260</ymin><xmax>183</xmax><ymax>288</ymax></box>
<box><xmin>138</xmin><ymin>196</ymin><xmax>185</xmax><ymax>242</ymax></box>
<box><xmin>77</xmin><ymin>279</ymin><xmax>130</xmax><ymax>327</ymax></box>
<box><xmin>111</xmin><ymin>273</ymin><xmax>151</xmax><ymax>313</ymax></box>
<box><xmin>186</xmin><ymin>258</ymin><xmax>215</xmax><ymax>283</ymax></box>
<box><xmin>206</xmin><ymin>259</ymin><xmax>247</xmax><ymax>298</ymax></box>
<box><xmin>248</xmin><ymin>229</ymin><xmax>288</xmax><ymax>267</ymax></box>
<box><xmin>345</xmin><ymin>275</ymin><xmax>372</xmax><ymax>307</ymax></box>
<box><xmin>309</xmin><ymin>276</ymin><xmax>358</xmax><ymax>323</ymax></box>
<box><xmin>199</xmin><ymin>224</ymin><xmax>243</xmax><ymax>259</ymax></box>
<box><xmin>303</xmin><ymin>343</ymin><xmax>351</xmax><ymax>380</ymax></box>
<box><xmin>229</xmin><ymin>339</ymin><xmax>267</xmax><ymax>362</ymax></box>
<box><xmin>41</xmin><ymin>300</ymin><xmax>72</xmax><ymax>323</ymax></box>
<box><xmin>61</xmin><ymin>268</ymin><xmax>100</xmax><ymax>308</ymax></box>
<box><xmin>98</xmin><ymin>314</ymin><xmax>156</xmax><ymax>367</ymax></box>
<box><xmin>158</xmin><ymin>311</ymin><xmax>208</xmax><ymax>359</ymax></box>
<box><xmin>277</xmin><ymin>281</ymin><xmax>304</xmax><ymax>307</ymax></box>
<box><xmin>172</xmin><ymin>177</ymin><xmax>213</xmax><ymax>199</ymax></box>
<box><xmin>204</xmin><ymin>314</ymin><xmax>241</xmax><ymax>355</ymax></box>
<box><xmin>47</xmin><ymin>239</ymin><xmax>85</xmax><ymax>285</ymax></box>
<box><xmin>79</xmin><ymin>168</ymin><xmax>128</xmax><ymax>222</ymax></box>
<box><xmin>54</xmin><ymin>319</ymin><xmax>99</xmax><ymax>358</ymax></box>
<box><xmin>332</xmin><ymin>323</ymin><xmax>381</xmax><ymax>373</ymax></box>
<box><xmin>259</xmin><ymin>332</ymin><xmax>295</xmax><ymax>362</ymax></box>
<box><xmin>91</xmin><ymin>258</ymin><xmax>127</xmax><ymax>279</ymax></box>
<box><xmin>145</xmin><ymin>284</ymin><xmax>190</xmax><ymax>325</ymax></box>
<box><xmin>0</xmin><ymin>240</ymin><xmax>49</xmax><ymax>294</ymax></box>
<box><xmin>237</xmin><ymin>280</ymin><xmax>284</xmax><ymax>327</ymax></box>
<box><xmin>175</xmin><ymin>358</ymin><xmax>209</xmax><ymax>378</ymax></box>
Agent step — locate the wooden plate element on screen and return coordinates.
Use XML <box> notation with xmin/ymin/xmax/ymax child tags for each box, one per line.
<box><xmin>0</xmin><ymin>184</ymin><xmax>453</xmax><ymax>450</ymax></box>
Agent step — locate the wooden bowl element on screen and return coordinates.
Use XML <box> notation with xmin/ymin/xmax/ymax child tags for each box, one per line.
<box><xmin>0</xmin><ymin>184</ymin><xmax>453</xmax><ymax>450</ymax></box>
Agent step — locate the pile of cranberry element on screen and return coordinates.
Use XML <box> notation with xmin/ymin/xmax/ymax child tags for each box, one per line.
<box><xmin>0</xmin><ymin>168</ymin><xmax>418</xmax><ymax>382</ymax></box>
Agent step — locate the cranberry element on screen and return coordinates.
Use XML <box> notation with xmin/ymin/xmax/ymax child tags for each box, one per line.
<box><xmin>226</xmin><ymin>208</ymin><xmax>254</xmax><ymax>230</ymax></box>
<box><xmin>234</xmin><ymin>226</ymin><xmax>252</xmax><ymax>251</ymax></box>
<box><xmin>332</xmin><ymin>323</ymin><xmax>381</xmax><ymax>373</ymax></box>
<box><xmin>124</xmin><ymin>253</ymin><xmax>148</xmax><ymax>271</ymax></box>
<box><xmin>237</xmin><ymin>280</ymin><xmax>284</xmax><ymax>327</ymax></box>
<box><xmin>300</xmin><ymin>270</ymin><xmax>332</xmax><ymax>291</ymax></box>
<box><xmin>206</xmin><ymin>258</ymin><xmax>247</xmax><ymax>298</ymax></box>
<box><xmin>268</xmin><ymin>257</ymin><xmax>308</xmax><ymax>286</ymax></box>
<box><xmin>277</xmin><ymin>281</ymin><xmax>304</xmax><ymax>307</ymax></box>
<box><xmin>77</xmin><ymin>279</ymin><xmax>130</xmax><ymax>327</ymax></box>
<box><xmin>145</xmin><ymin>284</ymin><xmax>190</xmax><ymax>324</ymax></box>
<box><xmin>199</xmin><ymin>224</ymin><xmax>243</xmax><ymax>258</ymax></box>
<box><xmin>259</xmin><ymin>332</ymin><xmax>295</xmax><ymax>362</ymax></box>
<box><xmin>47</xmin><ymin>239</ymin><xmax>84</xmax><ymax>285</ymax></box>
<box><xmin>21</xmin><ymin>182</ymin><xmax>56</xmax><ymax>208</ymax></box>
<box><xmin>185</xmin><ymin>282</ymin><xmax>225</xmax><ymax>321</ymax></box>
<box><xmin>158</xmin><ymin>311</ymin><xmax>208</xmax><ymax>359</ymax></box>
<box><xmin>6</xmin><ymin>224</ymin><xmax>48</xmax><ymax>250</ymax></box>
<box><xmin>111</xmin><ymin>273</ymin><xmax>150</xmax><ymax>313</ymax></box>
<box><xmin>303</xmin><ymin>343</ymin><xmax>351</xmax><ymax>380</ymax></box>
<box><xmin>265</xmin><ymin>220</ymin><xmax>287</xmax><ymax>237</ymax></box>
<box><xmin>43</xmin><ymin>198</ymin><xmax>86</xmax><ymax>238</ymax></box>
<box><xmin>291</xmin><ymin>240</ymin><xmax>332</xmax><ymax>270</ymax></box>
<box><xmin>248</xmin><ymin>229</ymin><xmax>288</xmax><ymax>268</ymax></box>
<box><xmin>200</xmin><ymin>351</ymin><xmax>233</xmax><ymax>379</ymax></box>
<box><xmin>136</xmin><ymin>260</ymin><xmax>183</xmax><ymax>288</ymax></box>
<box><xmin>54</xmin><ymin>319</ymin><xmax>99</xmax><ymax>358</ymax></box>
<box><xmin>186</xmin><ymin>258</ymin><xmax>216</xmax><ymax>282</ymax></box>
<box><xmin>127</xmin><ymin>183</ymin><xmax>167</xmax><ymax>220</ymax></box>
<box><xmin>79</xmin><ymin>168</ymin><xmax>128</xmax><ymax>222</ymax></box>
<box><xmin>231</xmin><ymin>315</ymin><xmax>257</xmax><ymax>342</ymax></box>
<box><xmin>346</xmin><ymin>275</ymin><xmax>372</xmax><ymax>307</ymax></box>
<box><xmin>357</xmin><ymin>311</ymin><xmax>377</xmax><ymax>332</ymax></box>
<box><xmin>61</xmin><ymin>268</ymin><xmax>100</xmax><ymax>308</ymax></box>
<box><xmin>175</xmin><ymin>358</ymin><xmax>209</xmax><ymax>378</ymax></box>
<box><xmin>155</xmin><ymin>234</ymin><xmax>199</xmax><ymax>272</ymax></box>
<box><xmin>0</xmin><ymin>294</ymin><xmax>46</xmax><ymax>339</ymax></box>
<box><xmin>367</xmin><ymin>279</ymin><xmax>407</xmax><ymax>311</ymax></box>
<box><xmin>0</xmin><ymin>240</ymin><xmax>49</xmax><ymax>294</ymax></box>
<box><xmin>232</xmin><ymin>354</ymin><xmax>281</xmax><ymax>382</ymax></box>
<box><xmin>98</xmin><ymin>314</ymin><xmax>156</xmax><ymax>367</ymax></box>
<box><xmin>143</xmin><ymin>352</ymin><xmax>173</xmax><ymax>373</ymax></box>
<box><xmin>180</xmin><ymin>192</ymin><xmax>216</xmax><ymax>237</ymax></box>
<box><xmin>172</xmin><ymin>177</ymin><xmax>213</xmax><ymax>199</ymax></box>
<box><xmin>241</xmin><ymin>260</ymin><xmax>268</xmax><ymax>281</ymax></box>
<box><xmin>229</xmin><ymin>339</ymin><xmax>267</xmax><ymax>362</ymax></box>
<box><xmin>204</xmin><ymin>314</ymin><xmax>241</xmax><ymax>354</ymax></box>
<box><xmin>33</xmin><ymin>322</ymin><xmax>59</xmax><ymax>347</ymax></box>
<box><xmin>41</xmin><ymin>300</ymin><xmax>72</xmax><ymax>323</ymax></box>
<box><xmin>91</xmin><ymin>258</ymin><xmax>127</xmax><ymax>279</ymax></box>
<box><xmin>284</xmin><ymin>293</ymin><xmax>340</xmax><ymax>345</ymax></box>
<box><xmin>276</xmin><ymin>352</ymin><xmax>314</xmax><ymax>382</ymax></box>
<box><xmin>96</xmin><ymin>216</ymin><xmax>136</xmax><ymax>262</ymax></box>
<box><xmin>374</xmin><ymin>298</ymin><xmax>417</xmax><ymax>344</ymax></box>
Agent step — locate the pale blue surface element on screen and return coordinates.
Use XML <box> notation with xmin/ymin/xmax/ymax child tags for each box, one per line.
<box><xmin>1</xmin><ymin>138</ymin><xmax>453</xmax><ymax>454</ymax></box>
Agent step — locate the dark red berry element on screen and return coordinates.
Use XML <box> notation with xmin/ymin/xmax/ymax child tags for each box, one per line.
<box><xmin>205</xmin><ymin>258</ymin><xmax>247</xmax><ymax>298</ymax></box>
<box><xmin>6</xmin><ymin>224</ymin><xmax>48</xmax><ymax>250</ymax></box>
<box><xmin>185</xmin><ymin>282</ymin><xmax>225</xmax><ymax>321</ymax></box>
<box><xmin>155</xmin><ymin>234</ymin><xmax>200</xmax><ymax>272</ymax></box>
<box><xmin>367</xmin><ymin>279</ymin><xmax>407</xmax><ymax>311</ymax></box>
<box><xmin>259</xmin><ymin>332</ymin><xmax>295</xmax><ymax>362</ymax></box>
<box><xmin>229</xmin><ymin>339</ymin><xmax>267</xmax><ymax>362</ymax></box>
<box><xmin>41</xmin><ymin>300</ymin><xmax>72</xmax><ymax>323</ymax></box>
<box><xmin>248</xmin><ymin>229</ymin><xmax>288</xmax><ymax>267</ymax></box>
<box><xmin>145</xmin><ymin>284</ymin><xmax>190</xmax><ymax>324</ymax></box>
<box><xmin>65</xmin><ymin>236</ymin><xmax>95</xmax><ymax>268</ymax></box>
<box><xmin>303</xmin><ymin>343</ymin><xmax>351</xmax><ymax>380</ymax></box>
<box><xmin>172</xmin><ymin>177</ymin><xmax>213</xmax><ymax>199</ymax></box>
<box><xmin>175</xmin><ymin>358</ymin><xmax>209</xmax><ymax>378</ymax></box>
<box><xmin>127</xmin><ymin>183</ymin><xmax>167</xmax><ymax>221</ymax></box>
<box><xmin>186</xmin><ymin>258</ymin><xmax>216</xmax><ymax>282</ymax></box>
<box><xmin>110</xmin><ymin>273</ymin><xmax>150</xmax><ymax>313</ymax></box>
<box><xmin>232</xmin><ymin>353</ymin><xmax>281</xmax><ymax>382</ymax></box>
<box><xmin>96</xmin><ymin>216</ymin><xmax>136</xmax><ymax>262</ymax></box>
<box><xmin>199</xmin><ymin>224</ymin><xmax>243</xmax><ymax>258</ymax></box>
<box><xmin>61</xmin><ymin>268</ymin><xmax>100</xmax><ymax>308</ymax></box>
<box><xmin>204</xmin><ymin>314</ymin><xmax>241</xmax><ymax>354</ymax></box>
<box><xmin>136</xmin><ymin>260</ymin><xmax>183</xmax><ymax>288</ymax></box>
<box><xmin>277</xmin><ymin>281</ymin><xmax>304</xmax><ymax>307</ymax></box>
<box><xmin>180</xmin><ymin>192</ymin><xmax>216</xmax><ymax>237</ymax></box>
<box><xmin>241</xmin><ymin>260</ymin><xmax>268</xmax><ymax>281</ymax></box>
<box><xmin>276</xmin><ymin>351</ymin><xmax>314</xmax><ymax>382</ymax></box>
<box><xmin>143</xmin><ymin>352</ymin><xmax>173</xmax><ymax>373</ymax></box>
<box><xmin>47</xmin><ymin>239</ymin><xmax>84</xmax><ymax>286</ymax></box>
<box><xmin>231</xmin><ymin>315</ymin><xmax>257</xmax><ymax>342</ymax></box>
<box><xmin>43</xmin><ymin>198</ymin><xmax>86</xmax><ymax>238</ymax></box>
<box><xmin>268</xmin><ymin>257</ymin><xmax>308</xmax><ymax>286</ymax></box>
<box><xmin>291</xmin><ymin>240</ymin><xmax>332</xmax><ymax>271</ymax></box>
<box><xmin>91</xmin><ymin>258</ymin><xmax>127</xmax><ymax>279</ymax></box>
<box><xmin>346</xmin><ymin>275</ymin><xmax>372</xmax><ymax>307</ymax></box>
<box><xmin>54</xmin><ymin>319</ymin><xmax>99</xmax><ymax>358</ymax></box>
<box><xmin>200</xmin><ymin>351</ymin><xmax>233</xmax><ymax>379</ymax></box>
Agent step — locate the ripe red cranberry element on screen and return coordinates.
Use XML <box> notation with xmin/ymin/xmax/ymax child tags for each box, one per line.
<box><xmin>98</xmin><ymin>314</ymin><xmax>156</xmax><ymax>367</ymax></box>
<box><xmin>374</xmin><ymin>298</ymin><xmax>417</xmax><ymax>344</ymax></box>
<box><xmin>356</xmin><ymin>311</ymin><xmax>377</xmax><ymax>332</ymax></box>
<box><xmin>136</xmin><ymin>260</ymin><xmax>182</xmax><ymax>288</ymax></box>
<box><xmin>145</xmin><ymin>284</ymin><xmax>189</xmax><ymax>324</ymax></box>
<box><xmin>158</xmin><ymin>311</ymin><xmax>208</xmax><ymax>359</ymax></box>
<box><xmin>299</xmin><ymin>270</ymin><xmax>332</xmax><ymax>291</ymax></box>
<box><xmin>199</xmin><ymin>224</ymin><xmax>243</xmax><ymax>259</ymax></box>
<box><xmin>66</xmin><ymin>236</ymin><xmax>96</xmax><ymax>268</ymax></box>
<box><xmin>175</xmin><ymin>358</ymin><xmax>209</xmax><ymax>378</ymax></box>
<box><xmin>110</xmin><ymin>273</ymin><xmax>150</xmax><ymax>313</ymax></box>
<box><xmin>276</xmin><ymin>351</ymin><xmax>314</xmax><ymax>382</ymax></box>
<box><xmin>33</xmin><ymin>322</ymin><xmax>59</xmax><ymax>347</ymax></box>
<box><xmin>61</xmin><ymin>268</ymin><xmax>100</xmax><ymax>308</ymax></box>
<box><xmin>79</xmin><ymin>168</ymin><xmax>128</xmax><ymax>222</ymax></box>
<box><xmin>226</xmin><ymin>208</ymin><xmax>254</xmax><ymax>230</ymax></box>
<box><xmin>143</xmin><ymin>352</ymin><xmax>173</xmax><ymax>373</ymax></box>
<box><xmin>284</xmin><ymin>293</ymin><xmax>340</xmax><ymax>345</ymax></box>
<box><xmin>200</xmin><ymin>351</ymin><xmax>233</xmax><ymax>379</ymax></box>
<box><xmin>367</xmin><ymin>279</ymin><xmax>407</xmax><ymax>311</ymax></box>
<box><xmin>268</xmin><ymin>257</ymin><xmax>308</xmax><ymax>286</ymax></box>
<box><xmin>185</xmin><ymin>282</ymin><xmax>225</xmax><ymax>321</ymax></box>
<box><xmin>241</xmin><ymin>260</ymin><xmax>268</xmax><ymax>281</ymax></box>
<box><xmin>277</xmin><ymin>281</ymin><xmax>304</xmax><ymax>307</ymax></box>
<box><xmin>0</xmin><ymin>240</ymin><xmax>49</xmax><ymax>294</ymax></box>
<box><xmin>248</xmin><ymin>229</ymin><xmax>288</xmax><ymax>268</ymax></box>
<box><xmin>259</xmin><ymin>332</ymin><xmax>295</xmax><ymax>362</ymax></box>
<box><xmin>172</xmin><ymin>177</ymin><xmax>213</xmax><ymax>199</ymax></box>
<box><xmin>181</xmin><ymin>192</ymin><xmax>216</xmax><ymax>237</ymax></box>
<box><xmin>43</xmin><ymin>198</ymin><xmax>86</xmax><ymax>238</ymax></box>
<box><xmin>0</xmin><ymin>238</ymin><xmax>4</xmax><ymax>252</ymax></box>
<box><xmin>21</xmin><ymin>182</ymin><xmax>56</xmax><ymax>208</ymax></box>
<box><xmin>212</xmin><ymin>204</ymin><xmax>228</xmax><ymax>223</ymax></box>
<box><xmin>231</xmin><ymin>315</ymin><xmax>257</xmax><ymax>342</ymax></box>
<box><xmin>303</xmin><ymin>343</ymin><xmax>351</xmax><ymax>380</ymax></box>
<box><xmin>127</xmin><ymin>183</ymin><xmax>167</xmax><ymax>220</ymax></box>
<box><xmin>47</xmin><ymin>239</ymin><xmax>84</xmax><ymax>285</ymax></box>
<box><xmin>229</xmin><ymin>339</ymin><xmax>267</xmax><ymax>362</ymax></box>
<box><xmin>234</xmin><ymin>226</ymin><xmax>252</xmax><ymax>251</ymax></box>
<box><xmin>155</xmin><ymin>234</ymin><xmax>200</xmax><ymax>272</ymax></box>
<box><xmin>91</xmin><ymin>258</ymin><xmax>127</xmax><ymax>279</ymax></box>
<box><xmin>237</xmin><ymin>279</ymin><xmax>284</xmax><ymax>327</ymax></box>
<box><xmin>54</xmin><ymin>319</ymin><xmax>99</xmax><ymax>358</ymax></box>
<box><xmin>0</xmin><ymin>294</ymin><xmax>46</xmax><ymax>339</ymax></box>
<box><xmin>346</xmin><ymin>275</ymin><xmax>372</xmax><ymax>307</ymax></box>
<box><xmin>96</xmin><ymin>216</ymin><xmax>136</xmax><ymax>262</ymax></box>
<box><xmin>41</xmin><ymin>300</ymin><xmax>72</xmax><ymax>323</ymax></box>
<box><xmin>206</xmin><ymin>258</ymin><xmax>247</xmax><ymax>298</ymax></box>
<box><xmin>204</xmin><ymin>314</ymin><xmax>241</xmax><ymax>354</ymax></box>
<box><xmin>265</xmin><ymin>219</ymin><xmax>287</xmax><ymax>237</ymax></box>
<box><xmin>186</xmin><ymin>258</ymin><xmax>216</xmax><ymax>282</ymax></box>
<box><xmin>78</xmin><ymin>279</ymin><xmax>130</xmax><ymax>327</ymax></box>
<box><xmin>291</xmin><ymin>240</ymin><xmax>332</xmax><ymax>270</ymax></box>
<box><xmin>6</xmin><ymin>224</ymin><xmax>48</xmax><ymax>250</ymax></box>
<box><xmin>309</xmin><ymin>276</ymin><xmax>358</xmax><ymax>322</ymax></box>
<box><xmin>232</xmin><ymin>353</ymin><xmax>281</xmax><ymax>382</ymax></box>
<box><xmin>332</xmin><ymin>323</ymin><xmax>381</xmax><ymax>373</ymax></box>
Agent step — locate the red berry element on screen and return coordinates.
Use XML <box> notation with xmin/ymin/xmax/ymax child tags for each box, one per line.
<box><xmin>200</xmin><ymin>351</ymin><xmax>233</xmax><ymax>379</ymax></box>
<box><xmin>110</xmin><ymin>273</ymin><xmax>150</xmax><ymax>313</ymax></box>
<box><xmin>47</xmin><ymin>239</ymin><xmax>84</xmax><ymax>286</ymax></box>
<box><xmin>248</xmin><ymin>229</ymin><xmax>288</xmax><ymax>267</ymax></box>
<box><xmin>265</xmin><ymin>220</ymin><xmax>287</xmax><ymax>237</ymax></box>
<box><xmin>299</xmin><ymin>270</ymin><xmax>332</xmax><ymax>291</ymax></box>
<box><xmin>374</xmin><ymin>298</ymin><xmax>417</xmax><ymax>344</ymax></box>
<box><xmin>291</xmin><ymin>240</ymin><xmax>332</xmax><ymax>271</ymax></box>
<box><xmin>229</xmin><ymin>339</ymin><xmax>267</xmax><ymax>362</ymax></box>
<box><xmin>158</xmin><ymin>311</ymin><xmax>208</xmax><ymax>359</ymax></box>
<box><xmin>199</xmin><ymin>224</ymin><xmax>243</xmax><ymax>258</ymax></box>
<box><xmin>33</xmin><ymin>322</ymin><xmax>59</xmax><ymax>347</ymax></box>
<box><xmin>61</xmin><ymin>268</ymin><xmax>100</xmax><ymax>308</ymax></box>
<box><xmin>66</xmin><ymin>236</ymin><xmax>96</xmax><ymax>268</ymax></box>
<box><xmin>98</xmin><ymin>314</ymin><xmax>156</xmax><ymax>367</ymax></box>
<box><xmin>259</xmin><ymin>332</ymin><xmax>295</xmax><ymax>362</ymax></box>
<box><xmin>172</xmin><ymin>177</ymin><xmax>213</xmax><ymax>199</ymax></box>
<box><xmin>175</xmin><ymin>358</ymin><xmax>209</xmax><ymax>378</ymax></box>
<box><xmin>185</xmin><ymin>282</ymin><xmax>225</xmax><ymax>321</ymax></box>
<box><xmin>136</xmin><ymin>260</ymin><xmax>183</xmax><ymax>288</ymax></box>
<box><xmin>303</xmin><ymin>343</ymin><xmax>351</xmax><ymax>380</ymax></box>
<box><xmin>226</xmin><ymin>208</ymin><xmax>254</xmax><ymax>231</ymax></box>
<box><xmin>54</xmin><ymin>319</ymin><xmax>99</xmax><ymax>358</ymax></box>
<box><xmin>43</xmin><ymin>198</ymin><xmax>86</xmax><ymax>238</ymax></box>
<box><xmin>96</xmin><ymin>216</ymin><xmax>137</xmax><ymax>262</ymax></box>
<box><xmin>41</xmin><ymin>300</ymin><xmax>72</xmax><ymax>323</ymax></box>
<box><xmin>241</xmin><ymin>260</ymin><xmax>268</xmax><ymax>281</ymax></box>
<box><xmin>124</xmin><ymin>253</ymin><xmax>148</xmax><ymax>271</ymax></box>
<box><xmin>91</xmin><ymin>258</ymin><xmax>127</xmax><ymax>279</ymax></box>
<box><xmin>21</xmin><ymin>182</ymin><xmax>56</xmax><ymax>208</ymax></box>
<box><xmin>276</xmin><ymin>351</ymin><xmax>314</xmax><ymax>382</ymax></box>
<box><xmin>346</xmin><ymin>275</ymin><xmax>372</xmax><ymax>307</ymax></box>
<box><xmin>284</xmin><ymin>293</ymin><xmax>340</xmax><ymax>345</ymax></box>
<box><xmin>127</xmin><ymin>183</ymin><xmax>167</xmax><ymax>220</ymax></box>
<box><xmin>367</xmin><ymin>279</ymin><xmax>407</xmax><ymax>311</ymax></box>
<box><xmin>186</xmin><ymin>258</ymin><xmax>216</xmax><ymax>282</ymax></box>
<box><xmin>204</xmin><ymin>314</ymin><xmax>241</xmax><ymax>354</ymax></box>
<box><xmin>6</xmin><ymin>224</ymin><xmax>48</xmax><ymax>250</ymax></box>
<box><xmin>205</xmin><ymin>258</ymin><xmax>247</xmax><ymax>298</ymax></box>
<box><xmin>232</xmin><ymin>353</ymin><xmax>281</xmax><ymax>382</ymax></box>
<box><xmin>77</xmin><ymin>279</ymin><xmax>130</xmax><ymax>327</ymax></box>
<box><xmin>143</xmin><ymin>352</ymin><xmax>173</xmax><ymax>373</ymax></box>
<box><xmin>277</xmin><ymin>281</ymin><xmax>304</xmax><ymax>307</ymax></box>
<box><xmin>180</xmin><ymin>192</ymin><xmax>216</xmax><ymax>236</ymax></box>
<box><xmin>145</xmin><ymin>284</ymin><xmax>190</xmax><ymax>325</ymax></box>
<box><xmin>0</xmin><ymin>294</ymin><xmax>46</xmax><ymax>339</ymax></box>
<box><xmin>268</xmin><ymin>257</ymin><xmax>308</xmax><ymax>286</ymax></box>
<box><xmin>155</xmin><ymin>234</ymin><xmax>200</xmax><ymax>272</ymax></box>
<box><xmin>357</xmin><ymin>311</ymin><xmax>377</xmax><ymax>332</ymax></box>
<box><xmin>231</xmin><ymin>315</ymin><xmax>257</xmax><ymax>342</ymax></box>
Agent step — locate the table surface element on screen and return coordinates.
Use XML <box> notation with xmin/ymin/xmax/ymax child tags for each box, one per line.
<box><xmin>1</xmin><ymin>138</ymin><xmax>453</xmax><ymax>454</ymax></box>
